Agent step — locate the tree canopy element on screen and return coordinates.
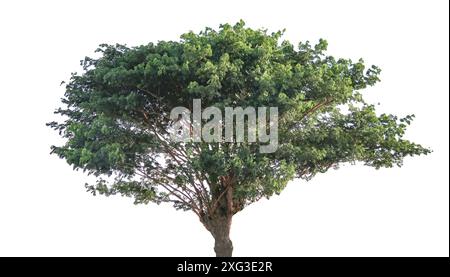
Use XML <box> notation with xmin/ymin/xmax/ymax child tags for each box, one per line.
<box><xmin>48</xmin><ymin>21</ymin><xmax>430</xmax><ymax>256</ymax></box>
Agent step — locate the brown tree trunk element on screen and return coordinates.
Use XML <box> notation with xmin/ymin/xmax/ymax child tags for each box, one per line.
<box><xmin>200</xmin><ymin>176</ymin><xmax>234</xmax><ymax>257</ymax></box>
<box><xmin>202</xmin><ymin>174</ymin><xmax>236</xmax><ymax>257</ymax></box>
<box><xmin>208</xmin><ymin>215</ymin><xmax>233</xmax><ymax>257</ymax></box>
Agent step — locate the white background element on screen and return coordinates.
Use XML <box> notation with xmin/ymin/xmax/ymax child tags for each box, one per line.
<box><xmin>0</xmin><ymin>0</ymin><xmax>448</xmax><ymax>257</ymax></box>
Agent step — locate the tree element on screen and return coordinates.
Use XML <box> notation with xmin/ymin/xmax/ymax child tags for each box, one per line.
<box><xmin>48</xmin><ymin>21</ymin><xmax>430</xmax><ymax>257</ymax></box>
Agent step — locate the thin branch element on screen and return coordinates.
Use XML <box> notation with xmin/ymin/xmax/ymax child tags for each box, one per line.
<box><xmin>298</xmin><ymin>98</ymin><xmax>333</xmax><ymax>122</ymax></box>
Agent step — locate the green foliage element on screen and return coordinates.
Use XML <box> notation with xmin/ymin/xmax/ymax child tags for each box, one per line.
<box><xmin>48</xmin><ymin>21</ymin><xmax>430</xmax><ymax>216</ymax></box>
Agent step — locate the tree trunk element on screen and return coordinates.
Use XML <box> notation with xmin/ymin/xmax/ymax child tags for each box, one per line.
<box><xmin>202</xmin><ymin>174</ymin><xmax>236</xmax><ymax>257</ymax></box>
<box><xmin>208</xmin><ymin>215</ymin><xmax>233</xmax><ymax>257</ymax></box>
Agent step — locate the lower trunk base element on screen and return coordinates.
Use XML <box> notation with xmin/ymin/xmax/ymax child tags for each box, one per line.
<box><xmin>205</xmin><ymin>215</ymin><xmax>233</xmax><ymax>257</ymax></box>
<box><xmin>214</xmin><ymin>236</ymin><xmax>233</xmax><ymax>257</ymax></box>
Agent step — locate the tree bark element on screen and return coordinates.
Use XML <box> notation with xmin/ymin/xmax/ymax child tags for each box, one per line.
<box><xmin>202</xmin><ymin>174</ymin><xmax>236</xmax><ymax>257</ymax></box>
<box><xmin>208</xmin><ymin>215</ymin><xmax>233</xmax><ymax>257</ymax></box>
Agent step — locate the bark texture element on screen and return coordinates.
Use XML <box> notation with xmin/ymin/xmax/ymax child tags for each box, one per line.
<box><xmin>202</xmin><ymin>174</ymin><xmax>235</xmax><ymax>257</ymax></box>
<box><xmin>209</xmin><ymin>215</ymin><xmax>233</xmax><ymax>257</ymax></box>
